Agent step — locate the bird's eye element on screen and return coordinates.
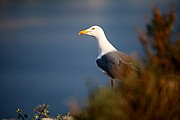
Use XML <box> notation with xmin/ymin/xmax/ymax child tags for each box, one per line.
<box><xmin>91</xmin><ymin>28</ymin><xmax>95</xmax><ymax>30</ymax></box>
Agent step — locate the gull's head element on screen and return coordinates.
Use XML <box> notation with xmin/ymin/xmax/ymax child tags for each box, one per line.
<box><xmin>79</xmin><ymin>25</ymin><xmax>105</xmax><ymax>39</ymax></box>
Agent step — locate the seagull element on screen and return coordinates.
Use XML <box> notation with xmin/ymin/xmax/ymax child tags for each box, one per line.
<box><xmin>79</xmin><ymin>25</ymin><xmax>139</xmax><ymax>89</ymax></box>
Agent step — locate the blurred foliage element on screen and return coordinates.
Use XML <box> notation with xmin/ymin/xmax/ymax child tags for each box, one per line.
<box><xmin>16</xmin><ymin>108</ymin><xmax>28</xmax><ymax>120</ymax></box>
<box><xmin>33</xmin><ymin>103</ymin><xmax>50</xmax><ymax>119</ymax></box>
<box><xmin>16</xmin><ymin>104</ymin><xmax>73</xmax><ymax>120</ymax></box>
<box><xmin>74</xmin><ymin>3</ymin><xmax>180</xmax><ymax>120</ymax></box>
<box><xmin>138</xmin><ymin>4</ymin><xmax>180</xmax><ymax>73</ymax></box>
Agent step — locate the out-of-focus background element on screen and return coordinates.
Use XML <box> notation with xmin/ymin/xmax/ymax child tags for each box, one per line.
<box><xmin>0</xmin><ymin>0</ymin><xmax>179</xmax><ymax>118</ymax></box>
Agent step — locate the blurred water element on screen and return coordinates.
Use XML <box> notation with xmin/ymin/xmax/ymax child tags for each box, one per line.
<box><xmin>0</xmin><ymin>0</ymin><xmax>179</xmax><ymax>118</ymax></box>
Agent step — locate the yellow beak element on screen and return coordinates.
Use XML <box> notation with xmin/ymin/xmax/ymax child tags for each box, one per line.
<box><xmin>79</xmin><ymin>30</ymin><xmax>88</xmax><ymax>35</ymax></box>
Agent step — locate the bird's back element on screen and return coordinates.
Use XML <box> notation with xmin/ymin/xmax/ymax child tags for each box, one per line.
<box><xmin>96</xmin><ymin>51</ymin><xmax>139</xmax><ymax>80</ymax></box>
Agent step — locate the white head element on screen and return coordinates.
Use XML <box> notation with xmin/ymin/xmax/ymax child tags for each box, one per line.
<box><xmin>79</xmin><ymin>25</ymin><xmax>117</xmax><ymax>56</ymax></box>
<box><xmin>79</xmin><ymin>25</ymin><xmax>105</xmax><ymax>39</ymax></box>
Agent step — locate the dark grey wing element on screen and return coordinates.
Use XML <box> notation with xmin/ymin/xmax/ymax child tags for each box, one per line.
<box><xmin>96</xmin><ymin>51</ymin><xmax>139</xmax><ymax>80</ymax></box>
<box><xmin>96</xmin><ymin>54</ymin><xmax>118</xmax><ymax>78</ymax></box>
<box><xmin>116</xmin><ymin>51</ymin><xmax>139</xmax><ymax>72</ymax></box>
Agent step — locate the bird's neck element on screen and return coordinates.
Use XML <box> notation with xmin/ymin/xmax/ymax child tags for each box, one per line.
<box><xmin>96</xmin><ymin>34</ymin><xmax>117</xmax><ymax>58</ymax></box>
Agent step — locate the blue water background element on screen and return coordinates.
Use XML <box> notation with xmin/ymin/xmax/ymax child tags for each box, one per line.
<box><xmin>0</xmin><ymin>0</ymin><xmax>179</xmax><ymax>118</ymax></box>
